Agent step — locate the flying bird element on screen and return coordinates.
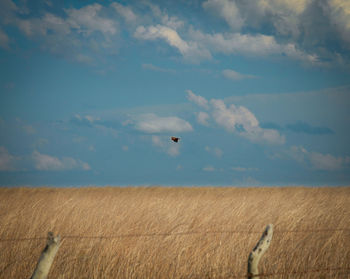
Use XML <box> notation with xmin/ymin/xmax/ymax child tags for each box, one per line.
<box><xmin>171</xmin><ymin>137</ymin><xmax>179</xmax><ymax>143</ymax></box>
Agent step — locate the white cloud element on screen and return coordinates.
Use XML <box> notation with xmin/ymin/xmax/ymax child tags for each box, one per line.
<box><xmin>145</xmin><ymin>2</ymin><xmax>185</xmax><ymax>30</ymax></box>
<box><xmin>246</xmin><ymin>0</ymin><xmax>311</xmax><ymax>37</ymax></box>
<box><xmin>203</xmin><ymin>0</ymin><xmax>244</xmax><ymax>31</ymax></box>
<box><xmin>197</xmin><ymin>111</ymin><xmax>210</xmax><ymax>126</ymax></box>
<box><xmin>210</xmin><ymin>98</ymin><xmax>285</xmax><ymax>145</ymax></box>
<box><xmin>187</xmin><ymin>91</ymin><xmax>285</xmax><ymax>145</ymax></box>
<box><xmin>309</xmin><ymin>151</ymin><xmax>349</xmax><ymax>171</ymax></box>
<box><xmin>2</xmin><ymin>2</ymin><xmax>119</xmax><ymax>65</ymax></box>
<box><xmin>222</xmin><ymin>69</ymin><xmax>257</xmax><ymax>80</ymax></box>
<box><xmin>186</xmin><ymin>90</ymin><xmax>209</xmax><ymax>109</ymax></box>
<box><xmin>142</xmin><ymin>63</ymin><xmax>175</xmax><ymax>73</ymax></box>
<box><xmin>0</xmin><ymin>146</ymin><xmax>18</xmax><ymax>171</ymax></box>
<box><xmin>134</xmin><ymin>25</ymin><xmax>188</xmax><ymax>52</ymax></box>
<box><xmin>210</xmin><ymin>99</ymin><xmax>259</xmax><ymax>132</ymax></box>
<box><xmin>151</xmin><ymin>135</ymin><xmax>180</xmax><ymax>156</ymax></box>
<box><xmin>15</xmin><ymin>5</ymin><xmax>117</xmax><ymax>38</ymax></box>
<box><xmin>134</xmin><ymin>25</ymin><xmax>211</xmax><ymax>62</ymax></box>
<box><xmin>111</xmin><ymin>2</ymin><xmax>137</xmax><ymax>23</ymax></box>
<box><xmin>134</xmin><ymin>113</ymin><xmax>193</xmax><ymax>134</ymax></box>
<box><xmin>32</xmin><ymin>150</ymin><xmax>90</xmax><ymax>171</ymax></box>
<box><xmin>328</xmin><ymin>0</ymin><xmax>350</xmax><ymax>46</ymax></box>
<box><xmin>288</xmin><ymin>145</ymin><xmax>350</xmax><ymax>171</ymax></box>
<box><xmin>201</xmin><ymin>0</ymin><xmax>350</xmax><ymax>64</ymax></box>
<box><xmin>205</xmin><ymin>146</ymin><xmax>223</xmax><ymax>158</ymax></box>
<box><xmin>72</xmin><ymin>114</ymin><xmax>100</xmax><ymax>126</ymax></box>
<box><xmin>65</xmin><ymin>4</ymin><xmax>117</xmax><ymax>36</ymax></box>
<box><xmin>95</xmin><ymin>124</ymin><xmax>118</xmax><ymax>138</ymax></box>
<box><xmin>202</xmin><ymin>0</ymin><xmax>309</xmax><ymax>38</ymax></box>
<box><xmin>189</xmin><ymin>29</ymin><xmax>318</xmax><ymax>63</ymax></box>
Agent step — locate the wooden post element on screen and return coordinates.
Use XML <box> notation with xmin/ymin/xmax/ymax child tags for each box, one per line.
<box><xmin>31</xmin><ymin>232</ymin><xmax>60</xmax><ymax>279</ymax></box>
<box><xmin>247</xmin><ymin>224</ymin><xmax>273</xmax><ymax>279</ymax></box>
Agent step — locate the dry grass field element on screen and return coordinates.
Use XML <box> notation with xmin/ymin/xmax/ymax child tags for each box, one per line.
<box><xmin>0</xmin><ymin>187</ymin><xmax>349</xmax><ymax>279</ymax></box>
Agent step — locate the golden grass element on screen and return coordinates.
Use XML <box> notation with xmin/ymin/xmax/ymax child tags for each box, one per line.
<box><xmin>0</xmin><ymin>186</ymin><xmax>349</xmax><ymax>278</ymax></box>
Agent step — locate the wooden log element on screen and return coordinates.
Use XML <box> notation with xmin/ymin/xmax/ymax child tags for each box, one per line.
<box><xmin>31</xmin><ymin>232</ymin><xmax>60</xmax><ymax>279</ymax></box>
<box><xmin>247</xmin><ymin>224</ymin><xmax>273</xmax><ymax>279</ymax></box>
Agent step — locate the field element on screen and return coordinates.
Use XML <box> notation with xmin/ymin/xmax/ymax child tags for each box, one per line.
<box><xmin>0</xmin><ymin>186</ymin><xmax>349</xmax><ymax>278</ymax></box>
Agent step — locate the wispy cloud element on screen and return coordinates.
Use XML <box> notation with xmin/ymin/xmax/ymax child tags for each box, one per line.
<box><xmin>205</xmin><ymin>146</ymin><xmax>223</xmax><ymax>158</ymax></box>
<box><xmin>0</xmin><ymin>27</ymin><xmax>9</xmax><ymax>49</ymax></box>
<box><xmin>222</xmin><ymin>69</ymin><xmax>257</xmax><ymax>81</ymax></box>
<box><xmin>111</xmin><ymin>2</ymin><xmax>137</xmax><ymax>24</ymax></box>
<box><xmin>196</xmin><ymin>111</ymin><xmax>210</xmax><ymax>126</ymax></box>
<box><xmin>32</xmin><ymin>150</ymin><xmax>90</xmax><ymax>171</ymax></box>
<box><xmin>70</xmin><ymin>114</ymin><xmax>118</xmax><ymax>137</ymax></box>
<box><xmin>151</xmin><ymin>135</ymin><xmax>180</xmax><ymax>156</ymax></box>
<box><xmin>188</xmin><ymin>28</ymin><xmax>318</xmax><ymax>64</ymax></box>
<box><xmin>203</xmin><ymin>165</ymin><xmax>215</xmax><ymax>172</ymax></box>
<box><xmin>134</xmin><ymin>24</ymin><xmax>211</xmax><ymax>62</ymax></box>
<box><xmin>134</xmin><ymin>113</ymin><xmax>193</xmax><ymax>134</ymax></box>
<box><xmin>261</xmin><ymin>121</ymin><xmax>334</xmax><ymax>135</ymax></box>
<box><xmin>186</xmin><ymin>90</ymin><xmax>209</xmax><ymax>109</ymax></box>
<box><xmin>231</xmin><ymin>166</ymin><xmax>258</xmax><ymax>172</ymax></box>
<box><xmin>286</xmin><ymin>145</ymin><xmax>350</xmax><ymax>171</ymax></box>
<box><xmin>285</xmin><ymin>121</ymin><xmax>334</xmax><ymax>135</ymax></box>
<box><xmin>203</xmin><ymin>0</ymin><xmax>243</xmax><ymax>31</ymax></box>
<box><xmin>142</xmin><ymin>63</ymin><xmax>176</xmax><ymax>73</ymax></box>
<box><xmin>0</xmin><ymin>146</ymin><xmax>19</xmax><ymax>171</ymax></box>
<box><xmin>1</xmin><ymin>1</ymin><xmax>119</xmax><ymax>65</ymax></box>
<box><xmin>15</xmin><ymin>118</ymin><xmax>36</xmax><ymax>135</ymax></box>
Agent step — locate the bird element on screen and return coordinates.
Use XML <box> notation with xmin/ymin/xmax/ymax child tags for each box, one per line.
<box><xmin>171</xmin><ymin>137</ymin><xmax>179</xmax><ymax>143</ymax></box>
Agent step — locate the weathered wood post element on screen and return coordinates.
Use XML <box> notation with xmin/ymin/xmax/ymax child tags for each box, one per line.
<box><xmin>247</xmin><ymin>224</ymin><xmax>273</xmax><ymax>279</ymax></box>
<box><xmin>31</xmin><ymin>232</ymin><xmax>60</xmax><ymax>279</ymax></box>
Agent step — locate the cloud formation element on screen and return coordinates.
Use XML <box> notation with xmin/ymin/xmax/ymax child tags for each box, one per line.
<box><xmin>0</xmin><ymin>146</ymin><xmax>18</xmax><ymax>171</ymax></box>
<box><xmin>201</xmin><ymin>0</ymin><xmax>350</xmax><ymax>65</ymax></box>
<box><xmin>152</xmin><ymin>135</ymin><xmax>180</xmax><ymax>156</ymax></box>
<box><xmin>187</xmin><ymin>90</ymin><xmax>285</xmax><ymax>145</ymax></box>
<box><xmin>1</xmin><ymin>1</ymin><xmax>119</xmax><ymax>63</ymax></box>
<box><xmin>134</xmin><ymin>113</ymin><xmax>193</xmax><ymax>134</ymax></box>
<box><xmin>0</xmin><ymin>28</ymin><xmax>9</xmax><ymax>49</ymax></box>
<box><xmin>196</xmin><ymin>111</ymin><xmax>210</xmax><ymax>126</ymax></box>
<box><xmin>203</xmin><ymin>0</ymin><xmax>243</xmax><ymax>31</ymax></box>
<box><xmin>134</xmin><ymin>25</ymin><xmax>211</xmax><ymax>62</ymax></box>
<box><xmin>111</xmin><ymin>2</ymin><xmax>137</xmax><ymax>24</ymax></box>
<box><xmin>142</xmin><ymin>63</ymin><xmax>176</xmax><ymax>73</ymax></box>
<box><xmin>288</xmin><ymin>145</ymin><xmax>350</xmax><ymax>171</ymax></box>
<box><xmin>205</xmin><ymin>146</ymin><xmax>223</xmax><ymax>158</ymax></box>
<box><xmin>186</xmin><ymin>90</ymin><xmax>209</xmax><ymax>109</ymax></box>
<box><xmin>32</xmin><ymin>150</ymin><xmax>90</xmax><ymax>171</ymax></box>
<box><xmin>222</xmin><ymin>69</ymin><xmax>257</xmax><ymax>80</ymax></box>
<box><xmin>231</xmin><ymin>166</ymin><xmax>258</xmax><ymax>172</ymax></box>
<box><xmin>261</xmin><ymin>121</ymin><xmax>334</xmax><ymax>135</ymax></box>
<box><xmin>189</xmin><ymin>29</ymin><xmax>318</xmax><ymax>63</ymax></box>
<box><xmin>2</xmin><ymin>0</ymin><xmax>348</xmax><ymax>65</ymax></box>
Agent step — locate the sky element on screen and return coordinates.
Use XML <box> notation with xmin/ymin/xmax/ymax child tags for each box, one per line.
<box><xmin>0</xmin><ymin>0</ymin><xmax>350</xmax><ymax>186</ymax></box>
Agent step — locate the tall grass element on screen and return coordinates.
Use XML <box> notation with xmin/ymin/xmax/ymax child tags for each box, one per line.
<box><xmin>0</xmin><ymin>187</ymin><xmax>349</xmax><ymax>278</ymax></box>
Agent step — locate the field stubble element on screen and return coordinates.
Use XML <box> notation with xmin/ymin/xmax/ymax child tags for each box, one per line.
<box><xmin>0</xmin><ymin>186</ymin><xmax>349</xmax><ymax>278</ymax></box>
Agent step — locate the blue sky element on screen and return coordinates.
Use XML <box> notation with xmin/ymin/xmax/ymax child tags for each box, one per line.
<box><xmin>0</xmin><ymin>0</ymin><xmax>350</xmax><ymax>186</ymax></box>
